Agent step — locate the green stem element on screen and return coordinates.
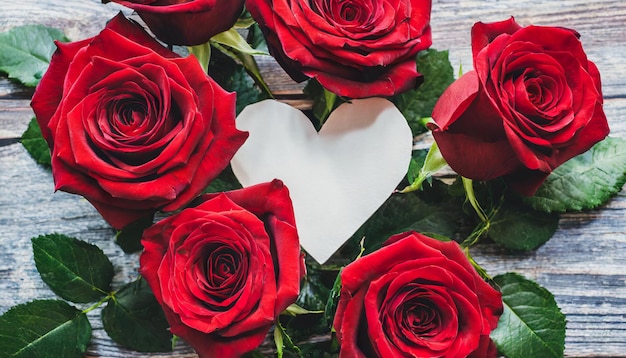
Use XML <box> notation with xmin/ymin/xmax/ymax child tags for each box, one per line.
<box><xmin>462</xmin><ymin>177</ymin><xmax>489</xmax><ymax>222</ymax></box>
<box><xmin>82</xmin><ymin>293</ymin><xmax>114</xmax><ymax>314</ymax></box>
<box><xmin>460</xmin><ymin>177</ymin><xmax>493</xmax><ymax>248</ymax></box>
<box><xmin>460</xmin><ymin>179</ymin><xmax>508</xmax><ymax>249</ymax></box>
<box><xmin>401</xmin><ymin>140</ymin><xmax>448</xmax><ymax>193</ymax></box>
<box><xmin>460</xmin><ymin>220</ymin><xmax>490</xmax><ymax>249</ymax></box>
<box><xmin>464</xmin><ymin>247</ymin><xmax>492</xmax><ymax>281</ymax></box>
<box><xmin>274</xmin><ymin>322</ymin><xmax>302</xmax><ymax>358</ymax></box>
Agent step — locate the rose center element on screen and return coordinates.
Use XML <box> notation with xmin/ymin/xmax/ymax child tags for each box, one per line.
<box><xmin>314</xmin><ymin>0</ymin><xmax>371</xmax><ymax>26</ymax></box>
<box><xmin>405</xmin><ymin>302</ymin><xmax>437</xmax><ymax>333</ymax></box>
<box><xmin>109</xmin><ymin>96</ymin><xmax>150</xmax><ymax>136</ymax></box>
<box><xmin>206</xmin><ymin>246</ymin><xmax>240</xmax><ymax>287</ymax></box>
<box><xmin>396</xmin><ymin>294</ymin><xmax>441</xmax><ymax>336</ymax></box>
<box><xmin>526</xmin><ymin>80</ymin><xmax>542</xmax><ymax>104</ymax></box>
<box><xmin>340</xmin><ymin>5</ymin><xmax>358</xmax><ymax>21</ymax></box>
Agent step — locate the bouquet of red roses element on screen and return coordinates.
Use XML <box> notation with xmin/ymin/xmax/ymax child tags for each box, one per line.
<box><xmin>0</xmin><ymin>0</ymin><xmax>623</xmax><ymax>357</ymax></box>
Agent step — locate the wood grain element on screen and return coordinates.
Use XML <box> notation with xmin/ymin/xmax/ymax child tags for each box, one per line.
<box><xmin>1</xmin><ymin>0</ymin><xmax>625</xmax><ymax>357</ymax></box>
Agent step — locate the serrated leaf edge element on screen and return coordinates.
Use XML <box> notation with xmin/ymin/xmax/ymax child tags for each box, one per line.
<box><xmin>32</xmin><ymin>236</ymin><xmax>111</xmax><ymax>299</ymax></box>
<box><xmin>499</xmin><ymin>299</ymin><xmax>562</xmax><ymax>358</ymax></box>
<box><xmin>492</xmin><ymin>273</ymin><xmax>566</xmax><ymax>358</ymax></box>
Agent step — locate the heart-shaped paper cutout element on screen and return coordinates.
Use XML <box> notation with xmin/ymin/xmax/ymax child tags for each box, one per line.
<box><xmin>231</xmin><ymin>98</ymin><xmax>412</xmax><ymax>263</ymax></box>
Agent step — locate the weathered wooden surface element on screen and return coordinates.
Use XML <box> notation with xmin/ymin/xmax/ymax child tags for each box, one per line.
<box><xmin>1</xmin><ymin>0</ymin><xmax>625</xmax><ymax>357</ymax></box>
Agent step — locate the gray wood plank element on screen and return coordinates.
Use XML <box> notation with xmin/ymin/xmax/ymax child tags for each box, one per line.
<box><xmin>1</xmin><ymin>0</ymin><xmax>625</xmax><ymax>357</ymax></box>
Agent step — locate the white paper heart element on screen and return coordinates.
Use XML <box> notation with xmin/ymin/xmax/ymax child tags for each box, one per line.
<box><xmin>230</xmin><ymin>98</ymin><xmax>413</xmax><ymax>263</ymax></box>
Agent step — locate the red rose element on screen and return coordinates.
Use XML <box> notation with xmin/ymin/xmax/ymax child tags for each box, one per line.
<box><xmin>140</xmin><ymin>180</ymin><xmax>305</xmax><ymax>357</ymax></box>
<box><xmin>109</xmin><ymin>0</ymin><xmax>245</xmax><ymax>45</ymax></box>
<box><xmin>429</xmin><ymin>18</ymin><xmax>609</xmax><ymax>195</ymax></box>
<box><xmin>333</xmin><ymin>232</ymin><xmax>502</xmax><ymax>357</ymax></box>
<box><xmin>30</xmin><ymin>13</ymin><xmax>247</xmax><ymax>229</ymax></box>
<box><xmin>246</xmin><ymin>0</ymin><xmax>432</xmax><ymax>98</ymax></box>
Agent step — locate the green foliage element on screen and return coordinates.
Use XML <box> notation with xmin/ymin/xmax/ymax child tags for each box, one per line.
<box><xmin>274</xmin><ymin>322</ymin><xmax>301</xmax><ymax>358</ymax></box>
<box><xmin>283</xmin><ymin>262</ymin><xmax>340</xmax><ymax>344</ymax></box>
<box><xmin>406</xmin><ymin>149</ymin><xmax>428</xmax><ymax>185</ymax></box>
<box><xmin>489</xmin><ymin>203</ymin><xmax>559</xmax><ymax>251</ymax></box>
<box><xmin>303</xmin><ymin>79</ymin><xmax>345</xmax><ymax>129</ymax></box>
<box><xmin>402</xmin><ymin>143</ymin><xmax>448</xmax><ymax>193</ymax></box>
<box><xmin>297</xmin><ymin>274</ymin><xmax>331</xmax><ymax>313</ymax></box>
<box><xmin>32</xmin><ymin>234</ymin><xmax>113</xmax><ymax>303</ymax></box>
<box><xmin>203</xmin><ymin>165</ymin><xmax>243</xmax><ymax>193</ymax></box>
<box><xmin>0</xmin><ymin>299</ymin><xmax>91</xmax><ymax>358</ymax></box>
<box><xmin>524</xmin><ymin>137</ymin><xmax>626</xmax><ymax>212</ymax></box>
<box><xmin>460</xmin><ymin>179</ymin><xmax>560</xmax><ymax>251</ymax></box>
<box><xmin>491</xmin><ymin>273</ymin><xmax>566</xmax><ymax>358</ymax></box>
<box><xmin>340</xmin><ymin>180</ymin><xmax>463</xmax><ymax>257</ymax></box>
<box><xmin>246</xmin><ymin>23</ymin><xmax>268</xmax><ymax>54</ymax></box>
<box><xmin>323</xmin><ymin>269</ymin><xmax>343</xmax><ymax>329</ymax></box>
<box><xmin>391</xmin><ymin>49</ymin><xmax>455</xmax><ymax>135</ymax></box>
<box><xmin>0</xmin><ymin>25</ymin><xmax>68</xmax><ymax>86</ymax></box>
<box><xmin>211</xmin><ymin>28</ymin><xmax>267</xmax><ymax>56</ymax></box>
<box><xmin>101</xmin><ymin>278</ymin><xmax>173</xmax><ymax>352</ymax></box>
<box><xmin>209</xmin><ymin>50</ymin><xmax>270</xmax><ymax>114</ymax></box>
<box><xmin>20</xmin><ymin>117</ymin><xmax>51</xmax><ymax>166</ymax></box>
<box><xmin>210</xmin><ymin>27</ymin><xmax>273</xmax><ymax>99</ymax></box>
<box><xmin>115</xmin><ymin>214</ymin><xmax>154</xmax><ymax>254</ymax></box>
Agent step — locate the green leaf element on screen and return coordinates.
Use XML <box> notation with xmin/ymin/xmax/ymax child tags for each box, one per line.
<box><xmin>0</xmin><ymin>299</ymin><xmax>91</xmax><ymax>358</ymax></box>
<box><xmin>303</xmin><ymin>79</ymin><xmax>346</xmax><ymax>128</ymax></box>
<box><xmin>203</xmin><ymin>165</ymin><xmax>243</xmax><ymax>193</ymax></box>
<box><xmin>20</xmin><ymin>117</ymin><xmax>51</xmax><ymax>166</ymax></box>
<box><xmin>323</xmin><ymin>269</ymin><xmax>343</xmax><ymax>329</ymax></box>
<box><xmin>391</xmin><ymin>49</ymin><xmax>455</xmax><ymax>136</ymax></box>
<box><xmin>401</xmin><ymin>142</ymin><xmax>448</xmax><ymax>193</ymax></box>
<box><xmin>209</xmin><ymin>50</ymin><xmax>270</xmax><ymax>114</ymax></box>
<box><xmin>32</xmin><ymin>234</ymin><xmax>113</xmax><ymax>303</ymax></box>
<box><xmin>282</xmin><ymin>262</ymin><xmax>338</xmax><ymax>342</ymax></box>
<box><xmin>211</xmin><ymin>28</ymin><xmax>268</xmax><ymax>56</ymax></box>
<box><xmin>524</xmin><ymin>137</ymin><xmax>626</xmax><ymax>212</ymax></box>
<box><xmin>274</xmin><ymin>323</ymin><xmax>284</xmax><ymax>358</ymax></box>
<box><xmin>0</xmin><ymin>25</ymin><xmax>68</xmax><ymax>87</ymax></box>
<box><xmin>489</xmin><ymin>203</ymin><xmax>559</xmax><ymax>251</ymax></box>
<box><xmin>274</xmin><ymin>322</ymin><xmax>301</xmax><ymax>357</ymax></box>
<box><xmin>282</xmin><ymin>304</ymin><xmax>323</xmax><ymax>317</ymax></box>
<box><xmin>234</xmin><ymin>11</ymin><xmax>257</xmax><ymax>29</ymax></box>
<box><xmin>246</xmin><ymin>24</ymin><xmax>268</xmax><ymax>54</ymax></box>
<box><xmin>491</xmin><ymin>273</ymin><xmax>566</xmax><ymax>358</ymax></box>
<box><xmin>341</xmin><ymin>182</ymin><xmax>463</xmax><ymax>257</ymax></box>
<box><xmin>210</xmin><ymin>31</ymin><xmax>273</xmax><ymax>98</ymax></box>
<box><xmin>101</xmin><ymin>278</ymin><xmax>173</xmax><ymax>352</ymax></box>
<box><xmin>115</xmin><ymin>214</ymin><xmax>154</xmax><ymax>253</ymax></box>
<box><xmin>406</xmin><ymin>149</ymin><xmax>428</xmax><ymax>184</ymax></box>
<box><xmin>188</xmin><ymin>42</ymin><xmax>211</xmax><ymax>73</ymax></box>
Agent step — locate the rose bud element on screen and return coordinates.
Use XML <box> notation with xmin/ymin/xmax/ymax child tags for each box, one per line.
<box><xmin>109</xmin><ymin>0</ymin><xmax>245</xmax><ymax>45</ymax></box>
<box><xmin>246</xmin><ymin>0</ymin><xmax>432</xmax><ymax>98</ymax></box>
<box><xmin>333</xmin><ymin>232</ymin><xmax>503</xmax><ymax>357</ymax></box>
<box><xmin>30</xmin><ymin>13</ymin><xmax>248</xmax><ymax>229</ymax></box>
<box><xmin>140</xmin><ymin>180</ymin><xmax>305</xmax><ymax>357</ymax></box>
<box><xmin>429</xmin><ymin>17</ymin><xmax>609</xmax><ymax>195</ymax></box>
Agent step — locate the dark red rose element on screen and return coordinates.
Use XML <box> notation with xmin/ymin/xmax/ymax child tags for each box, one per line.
<box><xmin>140</xmin><ymin>180</ymin><xmax>305</xmax><ymax>357</ymax></box>
<box><xmin>109</xmin><ymin>0</ymin><xmax>245</xmax><ymax>45</ymax></box>
<box><xmin>30</xmin><ymin>13</ymin><xmax>247</xmax><ymax>229</ymax></box>
<box><xmin>429</xmin><ymin>17</ymin><xmax>609</xmax><ymax>195</ymax></box>
<box><xmin>246</xmin><ymin>0</ymin><xmax>432</xmax><ymax>98</ymax></box>
<box><xmin>333</xmin><ymin>232</ymin><xmax>502</xmax><ymax>357</ymax></box>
